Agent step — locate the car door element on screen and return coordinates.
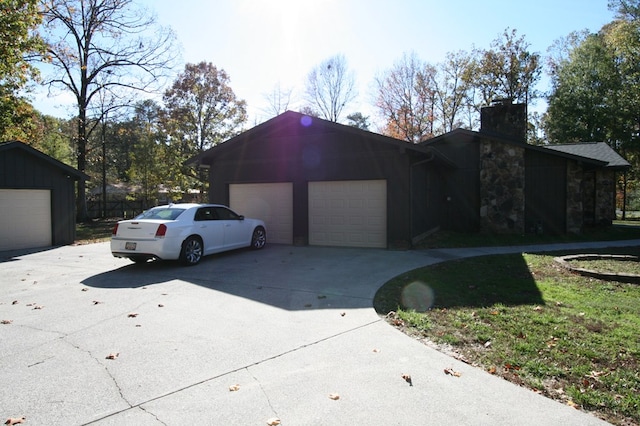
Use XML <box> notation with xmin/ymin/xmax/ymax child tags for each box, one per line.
<box><xmin>194</xmin><ymin>207</ymin><xmax>224</xmax><ymax>253</ymax></box>
<box><xmin>214</xmin><ymin>206</ymin><xmax>250</xmax><ymax>250</ymax></box>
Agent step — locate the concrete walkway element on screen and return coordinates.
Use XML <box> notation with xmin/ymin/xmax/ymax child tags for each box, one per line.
<box><xmin>2</xmin><ymin>239</ymin><xmax>638</xmax><ymax>425</ymax></box>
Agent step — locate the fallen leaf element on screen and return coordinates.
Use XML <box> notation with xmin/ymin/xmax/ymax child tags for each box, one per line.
<box><xmin>488</xmin><ymin>366</ymin><xmax>497</xmax><ymax>374</ymax></box>
<box><xmin>229</xmin><ymin>384</ymin><xmax>240</xmax><ymax>392</ymax></box>
<box><xmin>1</xmin><ymin>320</ymin><xmax>13</xmax><ymax>325</ymax></box>
<box><xmin>328</xmin><ymin>393</ymin><xmax>340</xmax><ymax>400</ymax></box>
<box><xmin>401</xmin><ymin>374</ymin><xmax>413</xmax><ymax>386</ymax></box>
<box><xmin>158</xmin><ymin>304</ymin><xmax>164</xmax><ymax>308</ymax></box>
<box><xmin>533</xmin><ymin>306</ymin><xmax>543</xmax><ymax>312</ymax></box>
<box><xmin>266</xmin><ymin>418</ymin><xmax>280</xmax><ymax>426</ymax></box>
<box><xmin>4</xmin><ymin>417</ymin><xmax>25</xmax><ymax>425</ymax></box>
<box><xmin>12</xmin><ymin>301</ymin><xmax>18</xmax><ymax>305</ymax></box>
<box><xmin>127</xmin><ymin>313</ymin><xmax>138</xmax><ymax>318</ymax></box>
<box><xmin>81</xmin><ymin>288</ymin><xmax>88</xmax><ymax>292</ymax></box>
<box><xmin>105</xmin><ymin>352</ymin><xmax>119</xmax><ymax>360</ymax></box>
<box><xmin>135</xmin><ymin>324</ymin><xmax>142</xmax><ymax>327</ymax></box>
<box><xmin>92</xmin><ymin>301</ymin><xmax>102</xmax><ymax>305</ymax></box>
<box><xmin>444</xmin><ymin>368</ymin><xmax>461</xmax><ymax>377</ymax></box>
<box><xmin>490</xmin><ymin>310</ymin><xmax>499</xmax><ymax>315</ymax></box>
<box><xmin>567</xmin><ymin>400</ymin><xmax>579</xmax><ymax>409</ymax></box>
<box><xmin>340</xmin><ymin>312</ymin><xmax>346</xmax><ymax>317</ymax></box>
<box><xmin>372</xmin><ymin>348</ymin><xmax>380</xmax><ymax>353</ymax></box>
<box><xmin>32</xmin><ymin>305</ymin><xmax>43</xmax><ymax>310</ymax></box>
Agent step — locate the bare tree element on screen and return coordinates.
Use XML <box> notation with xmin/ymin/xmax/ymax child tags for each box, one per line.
<box><xmin>374</xmin><ymin>52</ymin><xmax>437</xmax><ymax>143</ymax></box>
<box><xmin>433</xmin><ymin>50</ymin><xmax>473</xmax><ymax>133</ymax></box>
<box><xmin>262</xmin><ymin>82</ymin><xmax>294</xmax><ymax>117</ymax></box>
<box><xmin>304</xmin><ymin>54</ymin><xmax>357</xmax><ymax>122</ymax></box>
<box><xmin>40</xmin><ymin>0</ymin><xmax>177</xmax><ymax>220</ymax></box>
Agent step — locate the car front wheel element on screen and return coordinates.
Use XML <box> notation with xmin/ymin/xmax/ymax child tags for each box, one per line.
<box><xmin>251</xmin><ymin>227</ymin><xmax>266</xmax><ymax>250</ymax></box>
<box><xmin>180</xmin><ymin>236</ymin><xmax>203</xmax><ymax>266</ymax></box>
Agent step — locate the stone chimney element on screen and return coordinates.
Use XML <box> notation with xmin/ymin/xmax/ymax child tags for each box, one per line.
<box><xmin>480</xmin><ymin>99</ymin><xmax>526</xmax><ymax>143</ymax></box>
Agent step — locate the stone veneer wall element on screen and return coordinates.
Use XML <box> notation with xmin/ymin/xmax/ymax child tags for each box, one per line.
<box><xmin>595</xmin><ymin>170</ymin><xmax>616</xmax><ymax>224</ymax></box>
<box><xmin>479</xmin><ymin>139</ymin><xmax>525</xmax><ymax>233</ymax></box>
<box><xmin>566</xmin><ymin>161</ymin><xmax>583</xmax><ymax>234</ymax></box>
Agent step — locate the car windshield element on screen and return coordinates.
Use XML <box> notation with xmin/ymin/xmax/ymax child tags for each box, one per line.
<box><xmin>135</xmin><ymin>207</ymin><xmax>185</xmax><ymax>221</ymax></box>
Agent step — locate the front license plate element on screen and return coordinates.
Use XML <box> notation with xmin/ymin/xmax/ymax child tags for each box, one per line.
<box><xmin>125</xmin><ymin>242</ymin><xmax>137</xmax><ymax>250</ymax></box>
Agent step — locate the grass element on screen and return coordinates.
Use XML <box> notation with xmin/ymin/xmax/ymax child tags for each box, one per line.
<box><xmin>374</xmin><ymin>245</ymin><xmax>640</xmax><ymax>425</ymax></box>
<box><xmin>75</xmin><ymin>218</ymin><xmax>120</xmax><ymax>244</ymax></box>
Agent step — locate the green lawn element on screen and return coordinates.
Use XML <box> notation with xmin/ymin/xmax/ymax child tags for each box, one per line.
<box><xmin>374</xmin><ymin>245</ymin><xmax>640</xmax><ymax>425</ymax></box>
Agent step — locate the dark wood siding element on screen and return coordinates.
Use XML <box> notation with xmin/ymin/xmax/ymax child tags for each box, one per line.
<box><xmin>208</xmin><ymin>128</ymin><xmax>422</xmax><ymax>247</ymax></box>
<box><xmin>0</xmin><ymin>148</ymin><xmax>77</xmax><ymax>246</ymax></box>
<box><xmin>525</xmin><ymin>151</ymin><xmax>566</xmax><ymax>235</ymax></box>
<box><xmin>426</xmin><ymin>135</ymin><xmax>480</xmax><ymax>232</ymax></box>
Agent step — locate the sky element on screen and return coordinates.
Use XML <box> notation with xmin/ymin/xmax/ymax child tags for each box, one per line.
<box><xmin>33</xmin><ymin>0</ymin><xmax>616</xmax><ymax>126</ymax></box>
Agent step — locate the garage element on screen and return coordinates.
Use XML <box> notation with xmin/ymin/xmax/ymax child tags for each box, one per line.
<box><xmin>309</xmin><ymin>180</ymin><xmax>387</xmax><ymax>248</ymax></box>
<box><xmin>0</xmin><ymin>189</ymin><xmax>52</xmax><ymax>251</ymax></box>
<box><xmin>229</xmin><ymin>182</ymin><xmax>293</xmax><ymax>244</ymax></box>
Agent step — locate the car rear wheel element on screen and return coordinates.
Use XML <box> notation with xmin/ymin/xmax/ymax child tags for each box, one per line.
<box><xmin>180</xmin><ymin>236</ymin><xmax>203</xmax><ymax>266</ymax></box>
<box><xmin>251</xmin><ymin>227</ymin><xmax>266</xmax><ymax>250</ymax></box>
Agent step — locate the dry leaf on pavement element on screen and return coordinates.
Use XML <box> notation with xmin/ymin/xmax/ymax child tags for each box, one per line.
<box><xmin>105</xmin><ymin>353</ymin><xmax>119</xmax><ymax>360</ymax></box>
<box><xmin>328</xmin><ymin>393</ymin><xmax>340</xmax><ymax>400</ymax></box>
<box><xmin>1</xmin><ymin>320</ymin><xmax>12</xmax><ymax>325</ymax></box>
<box><xmin>127</xmin><ymin>313</ymin><xmax>138</xmax><ymax>318</ymax></box>
<box><xmin>444</xmin><ymin>368</ymin><xmax>461</xmax><ymax>377</ymax></box>
<box><xmin>229</xmin><ymin>384</ymin><xmax>240</xmax><ymax>392</ymax></box>
<box><xmin>266</xmin><ymin>418</ymin><xmax>280</xmax><ymax>425</ymax></box>
<box><xmin>401</xmin><ymin>374</ymin><xmax>413</xmax><ymax>386</ymax></box>
<box><xmin>4</xmin><ymin>417</ymin><xmax>26</xmax><ymax>425</ymax></box>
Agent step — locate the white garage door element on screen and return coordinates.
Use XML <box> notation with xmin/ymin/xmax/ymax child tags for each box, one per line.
<box><xmin>229</xmin><ymin>183</ymin><xmax>293</xmax><ymax>244</ymax></box>
<box><xmin>0</xmin><ymin>189</ymin><xmax>52</xmax><ymax>251</ymax></box>
<box><xmin>309</xmin><ymin>180</ymin><xmax>387</xmax><ymax>248</ymax></box>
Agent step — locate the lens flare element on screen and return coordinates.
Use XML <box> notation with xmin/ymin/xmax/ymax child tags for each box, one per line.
<box><xmin>400</xmin><ymin>281</ymin><xmax>434</xmax><ymax>312</ymax></box>
<box><xmin>300</xmin><ymin>115</ymin><xmax>313</xmax><ymax>127</ymax></box>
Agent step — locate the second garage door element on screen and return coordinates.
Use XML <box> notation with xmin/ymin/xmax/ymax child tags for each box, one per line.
<box><xmin>229</xmin><ymin>183</ymin><xmax>293</xmax><ymax>244</ymax></box>
<box><xmin>0</xmin><ymin>189</ymin><xmax>52</xmax><ymax>251</ymax></box>
<box><xmin>309</xmin><ymin>180</ymin><xmax>387</xmax><ymax>248</ymax></box>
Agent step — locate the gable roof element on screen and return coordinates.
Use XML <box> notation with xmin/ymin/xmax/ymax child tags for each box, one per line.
<box><xmin>185</xmin><ymin>111</ymin><xmax>456</xmax><ymax>168</ymax></box>
<box><xmin>422</xmin><ymin>128</ymin><xmax>621</xmax><ymax>168</ymax></box>
<box><xmin>544</xmin><ymin>142</ymin><xmax>631</xmax><ymax>170</ymax></box>
<box><xmin>0</xmin><ymin>141</ymin><xmax>89</xmax><ymax>181</ymax></box>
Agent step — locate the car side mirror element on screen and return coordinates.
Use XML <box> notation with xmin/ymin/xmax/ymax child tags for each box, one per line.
<box><xmin>238</xmin><ymin>215</ymin><xmax>244</xmax><ymax>220</ymax></box>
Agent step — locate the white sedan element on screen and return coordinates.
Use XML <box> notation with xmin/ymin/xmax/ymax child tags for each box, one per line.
<box><xmin>111</xmin><ymin>203</ymin><xmax>266</xmax><ymax>266</ymax></box>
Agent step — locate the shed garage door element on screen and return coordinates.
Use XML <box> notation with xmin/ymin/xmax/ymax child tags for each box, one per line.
<box><xmin>0</xmin><ymin>189</ymin><xmax>52</xmax><ymax>251</ymax></box>
<box><xmin>309</xmin><ymin>180</ymin><xmax>387</xmax><ymax>248</ymax></box>
<box><xmin>229</xmin><ymin>183</ymin><xmax>293</xmax><ymax>244</ymax></box>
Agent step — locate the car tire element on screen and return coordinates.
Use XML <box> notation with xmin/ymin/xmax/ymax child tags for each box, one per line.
<box><xmin>251</xmin><ymin>226</ymin><xmax>266</xmax><ymax>250</ymax></box>
<box><xmin>180</xmin><ymin>236</ymin><xmax>203</xmax><ymax>266</ymax></box>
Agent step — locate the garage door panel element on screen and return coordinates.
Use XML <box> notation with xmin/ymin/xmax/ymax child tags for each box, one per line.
<box><xmin>229</xmin><ymin>183</ymin><xmax>293</xmax><ymax>245</ymax></box>
<box><xmin>0</xmin><ymin>189</ymin><xmax>52</xmax><ymax>251</ymax></box>
<box><xmin>309</xmin><ymin>180</ymin><xmax>386</xmax><ymax>248</ymax></box>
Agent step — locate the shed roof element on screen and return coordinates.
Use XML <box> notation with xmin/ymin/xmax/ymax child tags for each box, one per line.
<box><xmin>185</xmin><ymin>111</ymin><xmax>456</xmax><ymax>168</ymax></box>
<box><xmin>0</xmin><ymin>141</ymin><xmax>89</xmax><ymax>181</ymax></box>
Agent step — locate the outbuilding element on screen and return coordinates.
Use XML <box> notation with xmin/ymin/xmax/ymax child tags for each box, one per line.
<box><xmin>0</xmin><ymin>141</ymin><xmax>88</xmax><ymax>251</ymax></box>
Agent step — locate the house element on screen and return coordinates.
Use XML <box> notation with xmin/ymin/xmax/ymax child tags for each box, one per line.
<box><xmin>0</xmin><ymin>141</ymin><xmax>88</xmax><ymax>251</ymax></box>
<box><xmin>422</xmin><ymin>101</ymin><xmax>630</xmax><ymax>235</ymax></box>
<box><xmin>186</xmin><ymin>104</ymin><xmax>630</xmax><ymax>248</ymax></box>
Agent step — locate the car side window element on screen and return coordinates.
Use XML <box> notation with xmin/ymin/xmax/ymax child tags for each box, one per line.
<box><xmin>194</xmin><ymin>207</ymin><xmax>215</xmax><ymax>221</ymax></box>
<box><xmin>214</xmin><ymin>207</ymin><xmax>239</xmax><ymax>220</ymax></box>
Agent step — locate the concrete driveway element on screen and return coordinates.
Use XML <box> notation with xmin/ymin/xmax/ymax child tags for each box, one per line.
<box><xmin>3</xmin><ymin>240</ymin><xmax>636</xmax><ymax>425</ymax></box>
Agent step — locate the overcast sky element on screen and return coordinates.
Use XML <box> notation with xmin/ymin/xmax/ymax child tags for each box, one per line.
<box><xmin>33</xmin><ymin>0</ymin><xmax>615</xmax><ymax>126</ymax></box>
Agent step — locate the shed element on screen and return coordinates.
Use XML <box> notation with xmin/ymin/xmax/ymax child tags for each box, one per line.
<box><xmin>0</xmin><ymin>141</ymin><xmax>88</xmax><ymax>251</ymax></box>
